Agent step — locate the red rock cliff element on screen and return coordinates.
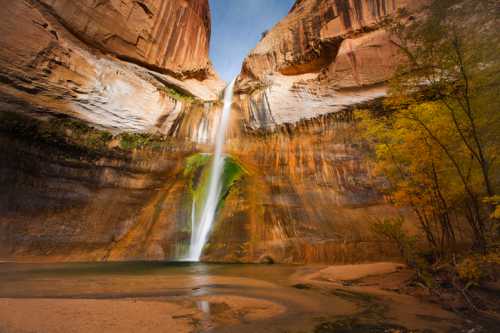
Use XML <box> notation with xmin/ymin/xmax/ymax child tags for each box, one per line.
<box><xmin>0</xmin><ymin>0</ymin><xmax>429</xmax><ymax>264</ymax></box>
<box><xmin>237</xmin><ymin>0</ymin><xmax>428</xmax><ymax>128</ymax></box>
<box><xmin>0</xmin><ymin>0</ymin><xmax>223</xmax><ymax>133</ymax></box>
<box><xmin>39</xmin><ymin>0</ymin><xmax>213</xmax><ymax>77</ymax></box>
<box><xmin>197</xmin><ymin>0</ymin><xmax>432</xmax><ymax>263</ymax></box>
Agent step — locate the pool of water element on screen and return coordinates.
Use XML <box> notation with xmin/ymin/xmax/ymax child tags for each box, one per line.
<box><xmin>0</xmin><ymin>261</ymin><xmax>473</xmax><ymax>333</ymax></box>
<box><xmin>0</xmin><ymin>261</ymin><xmax>309</xmax><ymax>297</ymax></box>
<box><xmin>0</xmin><ymin>261</ymin><xmax>356</xmax><ymax>333</ymax></box>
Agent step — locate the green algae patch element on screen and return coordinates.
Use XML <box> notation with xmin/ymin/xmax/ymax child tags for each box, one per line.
<box><xmin>220</xmin><ymin>156</ymin><xmax>247</xmax><ymax>201</ymax></box>
<box><xmin>157</xmin><ymin>85</ymin><xmax>197</xmax><ymax>103</ymax></box>
<box><xmin>183</xmin><ymin>153</ymin><xmax>212</xmax><ymax>225</ymax></box>
<box><xmin>116</xmin><ymin>132</ymin><xmax>172</xmax><ymax>150</ymax></box>
<box><xmin>0</xmin><ymin>111</ymin><xmax>177</xmax><ymax>159</ymax></box>
<box><xmin>183</xmin><ymin>153</ymin><xmax>247</xmax><ymax>227</ymax></box>
<box><xmin>0</xmin><ymin>111</ymin><xmax>113</xmax><ymax>159</ymax></box>
<box><xmin>184</xmin><ymin>153</ymin><xmax>211</xmax><ymax>177</ymax></box>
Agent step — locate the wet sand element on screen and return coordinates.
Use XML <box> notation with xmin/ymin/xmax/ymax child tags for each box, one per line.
<box><xmin>0</xmin><ymin>298</ymin><xmax>192</xmax><ymax>333</ymax></box>
<box><xmin>0</xmin><ymin>262</ymin><xmax>465</xmax><ymax>332</ymax></box>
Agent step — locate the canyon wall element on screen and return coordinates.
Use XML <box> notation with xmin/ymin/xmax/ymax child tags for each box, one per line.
<box><xmin>0</xmin><ymin>131</ymin><xmax>192</xmax><ymax>261</ymax></box>
<box><xmin>1</xmin><ymin>0</ymin><xmax>428</xmax><ymax>263</ymax></box>
<box><xmin>39</xmin><ymin>0</ymin><xmax>212</xmax><ymax>77</ymax></box>
<box><xmin>0</xmin><ymin>0</ymin><xmax>223</xmax><ymax>133</ymax></box>
<box><xmin>201</xmin><ymin>109</ymin><xmax>406</xmax><ymax>263</ymax></box>
<box><xmin>0</xmin><ymin>0</ymin><xmax>223</xmax><ymax>261</ymax></box>
<box><xmin>237</xmin><ymin>0</ymin><xmax>428</xmax><ymax>128</ymax></box>
<box><xmin>198</xmin><ymin>0</ymin><xmax>430</xmax><ymax>263</ymax></box>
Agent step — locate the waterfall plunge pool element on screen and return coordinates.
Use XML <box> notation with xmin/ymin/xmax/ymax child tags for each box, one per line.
<box><xmin>0</xmin><ymin>261</ymin><xmax>466</xmax><ymax>333</ymax></box>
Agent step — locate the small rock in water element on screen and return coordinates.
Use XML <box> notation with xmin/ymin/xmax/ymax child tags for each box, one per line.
<box><xmin>259</xmin><ymin>255</ymin><xmax>275</xmax><ymax>264</ymax></box>
<box><xmin>292</xmin><ymin>283</ymin><xmax>313</xmax><ymax>290</ymax></box>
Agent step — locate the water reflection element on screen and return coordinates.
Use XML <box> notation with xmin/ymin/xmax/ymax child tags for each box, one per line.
<box><xmin>196</xmin><ymin>300</ymin><xmax>211</xmax><ymax>314</ymax></box>
<box><xmin>186</xmin><ymin>262</ymin><xmax>212</xmax><ymax>297</ymax></box>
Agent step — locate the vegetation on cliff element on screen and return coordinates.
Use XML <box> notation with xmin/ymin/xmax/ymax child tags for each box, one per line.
<box><xmin>184</xmin><ymin>153</ymin><xmax>247</xmax><ymax>231</ymax></box>
<box><xmin>158</xmin><ymin>85</ymin><xmax>198</xmax><ymax>103</ymax></box>
<box><xmin>358</xmin><ymin>0</ymin><xmax>499</xmax><ymax>315</ymax></box>
<box><xmin>0</xmin><ymin>112</ymin><xmax>182</xmax><ymax>158</ymax></box>
<box><xmin>0</xmin><ymin>112</ymin><xmax>114</xmax><ymax>158</ymax></box>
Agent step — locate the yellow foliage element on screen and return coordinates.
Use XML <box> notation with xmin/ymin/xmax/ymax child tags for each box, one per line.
<box><xmin>484</xmin><ymin>196</ymin><xmax>500</xmax><ymax>219</ymax></box>
<box><xmin>457</xmin><ymin>257</ymin><xmax>484</xmax><ymax>283</ymax></box>
<box><xmin>457</xmin><ymin>253</ymin><xmax>500</xmax><ymax>283</ymax></box>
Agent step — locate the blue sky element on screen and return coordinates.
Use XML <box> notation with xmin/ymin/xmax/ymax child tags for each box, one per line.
<box><xmin>208</xmin><ymin>0</ymin><xmax>295</xmax><ymax>82</ymax></box>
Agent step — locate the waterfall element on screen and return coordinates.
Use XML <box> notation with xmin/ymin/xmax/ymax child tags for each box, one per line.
<box><xmin>186</xmin><ymin>78</ymin><xmax>236</xmax><ymax>261</ymax></box>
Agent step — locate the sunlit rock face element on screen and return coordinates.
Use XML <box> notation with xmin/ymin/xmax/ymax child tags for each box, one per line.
<box><xmin>0</xmin><ymin>0</ymin><xmax>223</xmax><ymax>133</ymax></box>
<box><xmin>237</xmin><ymin>0</ymin><xmax>428</xmax><ymax>128</ymax></box>
<box><xmin>39</xmin><ymin>0</ymin><xmax>213</xmax><ymax>77</ymax></box>
<box><xmin>0</xmin><ymin>0</ymin><xmax>224</xmax><ymax>261</ymax></box>
<box><xmin>0</xmin><ymin>0</ymin><xmax>424</xmax><ymax>263</ymax></box>
<box><xmin>193</xmin><ymin>107</ymin><xmax>406</xmax><ymax>263</ymax></box>
<box><xmin>168</xmin><ymin>102</ymin><xmax>224</xmax><ymax>145</ymax></box>
<box><xmin>194</xmin><ymin>0</ymin><xmax>431</xmax><ymax>262</ymax></box>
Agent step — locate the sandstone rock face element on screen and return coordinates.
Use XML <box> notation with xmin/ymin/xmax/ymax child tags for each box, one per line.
<box><xmin>0</xmin><ymin>0</ymin><xmax>424</xmax><ymax>264</ymax></box>
<box><xmin>0</xmin><ymin>0</ymin><xmax>229</xmax><ymax>261</ymax></box>
<box><xmin>197</xmin><ymin>0</ymin><xmax>431</xmax><ymax>262</ymax></box>
<box><xmin>39</xmin><ymin>0</ymin><xmax>212</xmax><ymax>77</ymax></box>
<box><xmin>0</xmin><ymin>0</ymin><xmax>225</xmax><ymax>261</ymax></box>
<box><xmin>0</xmin><ymin>133</ymin><xmax>193</xmax><ymax>261</ymax></box>
<box><xmin>238</xmin><ymin>0</ymin><xmax>428</xmax><ymax>129</ymax></box>
<box><xmin>200</xmin><ymin>110</ymin><xmax>407</xmax><ymax>263</ymax></box>
<box><xmin>0</xmin><ymin>112</ymin><xmax>409</xmax><ymax>263</ymax></box>
<box><xmin>0</xmin><ymin>0</ymin><xmax>223</xmax><ymax>134</ymax></box>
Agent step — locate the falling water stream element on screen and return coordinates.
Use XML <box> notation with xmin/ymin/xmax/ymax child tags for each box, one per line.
<box><xmin>186</xmin><ymin>78</ymin><xmax>237</xmax><ymax>261</ymax></box>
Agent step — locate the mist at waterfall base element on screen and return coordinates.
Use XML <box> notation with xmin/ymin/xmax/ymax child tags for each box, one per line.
<box><xmin>184</xmin><ymin>78</ymin><xmax>237</xmax><ymax>262</ymax></box>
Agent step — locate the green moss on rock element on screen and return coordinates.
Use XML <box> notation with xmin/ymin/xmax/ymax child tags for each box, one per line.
<box><xmin>218</xmin><ymin>156</ymin><xmax>247</xmax><ymax>208</ymax></box>
<box><xmin>0</xmin><ymin>111</ymin><xmax>113</xmax><ymax>158</ymax></box>
<box><xmin>116</xmin><ymin>132</ymin><xmax>171</xmax><ymax>150</ymax></box>
<box><xmin>184</xmin><ymin>153</ymin><xmax>211</xmax><ymax>177</ymax></box>
<box><xmin>183</xmin><ymin>153</ymin><xmax>247</xmax><ymax>228</ymax></box>
<box><xmin>0</xmin><ymin>111</ymin><xmax>175</xmax><ymax>158</ymax></box>
<box><xmin>158</xmin><ymin>85</ymin><xmax>197</xmax><ymax>103</ymax></box>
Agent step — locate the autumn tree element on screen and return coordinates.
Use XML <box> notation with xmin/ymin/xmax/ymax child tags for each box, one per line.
<box><xmin>358</xmin><ymin>0</ymin><xmax>500</xmax><ymax>254</ymax></box>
